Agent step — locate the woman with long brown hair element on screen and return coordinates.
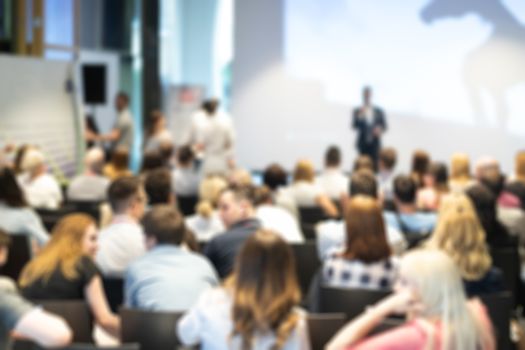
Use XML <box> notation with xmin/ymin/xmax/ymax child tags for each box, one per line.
<box><xmin>177</xmin><ymin>229</ymin><xmax>310</xmax><ymax>349</ymax></box>
<box><xmin>322</xmin><ymin>195</ymin><xmax>397</xmax><ymax>290</ymax></box>
<box><xmin>19</xmin><ymin>213</ymin><xmax>120</xmax><ymax>337</ymax></box>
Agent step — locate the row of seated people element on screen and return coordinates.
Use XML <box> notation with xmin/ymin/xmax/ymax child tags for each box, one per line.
<box><xmin>0</xmin><ymin>213</ymin><xmax>501</xmax><ymax>349</ymax></box>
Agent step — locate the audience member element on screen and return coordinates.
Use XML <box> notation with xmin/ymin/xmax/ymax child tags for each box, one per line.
<box><xmin>17</xmin><ymin>148</ymin><xmax>62</xmax><ymax>209</ymax></box>
<box><xmin>139</xmin><ymin>150</ymin><xmax>164</xmax><ymax>176</ymax></box>
<box><xmin>96</xmin><ymin>177</ymin><xmax>146</xmax><ymax>276</ymax></box>
<box><xmin>172</xmin><ymin>145</ymin><xmax>200</xmax><ymax>197</ymax></box>
<box><xmin>178</xmin><ymin>229</ymin><xmax>309</xmax><ymax>349</ymax></box>
<box><xmin>19</xmin><ymin>214</ymin><xmax>120</xmax><ymax>337</ymax></box>
<box><xmin>352</xmin><ymin>155</ymin><xmax>374</xmax><ymax>173</ymax></box>
<box><xmin>13</xmin><ymin>144</ymin><xmax>32</xmax><ymax>175</ymax></box>
<box><xmin>466</xmin><ymin>184</ymin><xmax>517</xmax><ymax>248</ymax></box>
<box><xmin>322</xmin><ymin>196</ymin><xmax>398</xmax><ymax>290</ymax></box>
<box><xmin>125</xmin><ymin>205</ymin><xmax>218</xmax><ymax>311</ymax></box>
<box><xmin>263</xmin><ymin>163</ymin><xmax>297</xmax><ymax>218</ymax></box>
<box><xmin>0</xmin><ymin>167</ymin><xmax>49</xmax><ymax>247</ymax></box>
<box><xmin>316</xmin><ymin>170</ymin><xmax>406</xmax><ymax>259</ymax></box>
<box><xmin>0</xmin><ymin>289</ymin><xmax>72</xmax><ymax>349</ymax></box>
<box><xmin>326</xmin><ymin>249</ymin><xmax>495</xmax><ymax>350</ymax></box>
<box><xmin>228</xmin><ymin>167</ymin><xmax>253</xmax><ymax>187</ymax></box>
<box><xmin>315</xmin><ymin>145</ymin><xmax>349</xmax><ymax>200</ymax></box>
<box><xmin>449</xmin><ymin>152</ymin><xmax>474</xmax><ymax>192</ymax></box>
<box><xmin>416</xmin><ymin>161</ymin><xmax>449</xmax><ymax>211</ymax></box>
<box><xmin>144</xmin><ymin>168</ymin><xmax>176</xmax><ymax>206</ymax></box>
<box><xmin>103</xmin><ymin>147</ymin><xmax>133</xmax><ymax>181</ymax></box>
<box><xmin>185</xmin><ymin>176</ymin><xmax>227</xmax><ymax>242</ymax></box>
<box><xmin>427</xmin><ymin>194</ymin><xmax>505</xmax><ymax>296</ymax></box>
<box><xmin>67</xmin><ymin>147</ymin><xmax>110</xmax><ymax>202</ymax></box>
<box><xmin>384</xmin><ymin>175</ymin><xmax>437</xmax><ymax>236</ymax></box>
<box><xmin>506</xmin><ymin>150</ymin><xmax>525</xmax><ymax>210</ymax></box>
<box><xmin>253</xmin><ymin>186</ymin><xmax>304</xmax><ymax>243</ymax></box>
<box><xmin>99</xmin><ymin>92</ymin><xmax>134</xmax><ymax>152</ymax></box>
<box><xmin>144</xmin><ymin>110</ymin><xmax>173</xmax><ymax>152</ymax></box>
<box><xmin>0</xmin><ymin>230</ymin><xmax>16</xmax><ymax>292</ymax></box>
<box><xmin>377</xmin><ymin>147</ymin><xmax>397</xmax><ymax>202</ymax></box>
<box><xmin>287</xmin><ymin>159</ymin><xmax>338</xmax><ymax>217</ymax></box>
<box><xmin>204</xmin><ymin>185</ymin><xmax>262</xmax><ymax>278</ymax></box>
<box><xmin>410</xmin><ymin>149</ymin><xmax>430</xmax><ymax>188</ymax></box>
<box><xmin>188</xmin><ymin>98</ymin><xmax>235</xmax><ymax>176</ymax></box>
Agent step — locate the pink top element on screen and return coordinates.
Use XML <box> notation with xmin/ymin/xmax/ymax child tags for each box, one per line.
<box><xmin>347</xmin><ymin>300</ymin><xmax>494</xmax><ymax>350</ymax></box>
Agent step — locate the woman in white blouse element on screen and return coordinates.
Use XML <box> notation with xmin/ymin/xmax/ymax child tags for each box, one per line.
<box><xmin>177</xmin><ymin>229</ymin><xmax>311</xmax><ymax>350</ymax></box>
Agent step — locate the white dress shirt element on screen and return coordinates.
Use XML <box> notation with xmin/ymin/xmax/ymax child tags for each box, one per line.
<box><xmin>185</xmin><ymin>211</ymin><xmax>225</xmax><ymax>242</ymax></box>
<box><xmin>95</xmin><ymin>215</ymin><xmax>146</xmax><ymax>277</ymax></box>
<box><xmin>315</xmin><ymin>168</ymin><xmax>349</xmax><ymax>199</ymax></box>
<box><xmin>256</xmin><ymin>205</ymin><xmax>304</xmax><ymax>243</ymax></box>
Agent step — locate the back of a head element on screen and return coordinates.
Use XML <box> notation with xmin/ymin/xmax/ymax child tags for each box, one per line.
<box><xmin>479</xmin><ymin>168</ymin><xmax>505</xmax><ymax>197</ymax></box>
<box><xmin>177</xmin><ymin>145</ymin><xmax>194</xmax><ymax>166</ymax></box>
<box><xmin>110</xmin><ymin>147</ymin><xmax>130</xmax><ymax>170</ymax></box>
<box><xmin>432</xmin><ymin>194</ymin><xmax>491</xmax><ymax>280</ymax></box>
<box><xmin>325</xmin><ymin>145</ymin><xmax>341</xmax><ymax>168</ymax></box>
<box><xmin>19</xmin><ymin>213</ymin><xmax>94</xmax><ymax>287</ymax></box>
<box><xmin>428</xmin><ymin>162</ymin><xmax>449</xmax><ymax>191</ymax></box>
<box><xmin>353</xmin><ymin>155</ymin><xmax>374</xmax><ymax>172</ymax></box>
<box><xmin>253</xmin><ymin>186</ymin><xmax>273</xmax><ymax>207</ymax></box>
<box><xmin>263</xmin><ymin>163</ymin><xmax>287</xmax><ymax>191</ymax></box>
<box><xmin>108</xmin><ymin>176</ymin><xmax>141</xmax><ymax>213</ymax></box>
<box><xmin>0</xmin><ymin>228</ymin><xmax>12</xmax><ymax>249</ymax></box>
<box><xmin>232</xmin><ymin>229</ymin><xmax>300</xmax><ymax>347</ymax></box>
<box><xmin>450</xmin><ymin>153</ymin><xmax>471</xmax><ymax>180</ymax></box>
<box><xmin>293</xmin><ymin>159</ymin><xmax>315</xmax><ymax>183</ymax></box>
<box><xmin>401</xmin><ymin>249</ymin><xmax>490</xmax><ymax>349</ymax></box>
<box><xmin>349</xmin><ymin>169</ymin><xmax>377</xmax><ymax>198</ymax></box>
<box><xmin>228</xmin><ymin>184</ymin><xmax>257</xmax><ymax>209</ymax></box>
<box><xmin>202</xmin><ymin>98</ymin><xmax>219</xmax><ymax>115</ymax></box>
<box><xmin>475</xmin><ymin>156</ymin><xmax>499</xmax><ymax>181</ymax></box>
<box><xmin>0</xmin><ymin>166</ymin><xmax>28</xmax><ymax>207</ymax></box>
<box><xmin>140</xmin><ymin>150</ymin><xmax>164</xmax><ymax>173</ymax></box>
<box><xmin>142</xmin><ymin>205</ymin><xmax>185</xmax><ymax>245</ymax></box>
<box><xmin>344</xmin><ymin>195</ymin><xmax>390</xmax><ymax>263</ymax></box>
<box><xmin>411</xmin><ymin>150</ymin><xmax>430</xmax><ymax>176</ymax></box>
<box><xmin>145</xmin><ymin>168</ymin><xmax>172</xmax><ymax>205</ymax></box>
<box><xmin>379</xmin><ymin>147</ymin><xmax>397</xmax><ymax>171</ymax></box>
<box><xmin>228</xmin><ymin>168</ymin><xmax>253</xmax><ymax>187</ymax></box>
<box><xmin>85</xmin><ymin>147</ymin><xmax>105</xmax><ymax>174</ymax></box>
<box><xmin>393</xmin><ymin>175</ymin><xmax>417</xmax><ymax>204</ymax></box>
<box><xmin>197</xmin><ymin>176</ymin><xmax>228</xmax><ymax>217</ymax></box>
<box><xmin>21</xmin><ymin>148</ymin><xmax>45</xmax><ymax>174</ymax></box>
<box><xmin>516</xmin><ymin>150</ymin><xmax>525</xmax><ymax>182</ymax></box>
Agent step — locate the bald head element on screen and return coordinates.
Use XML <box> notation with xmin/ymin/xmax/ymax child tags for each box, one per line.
<box><xmin>475</xmin><ymin>156</ymin><xmax>499</xmax><ymax>180</ymax></box>
<box><xmin>85</xmin><ymin>147</ymin><xmax>105</xmax><ymax>174</ymax></box>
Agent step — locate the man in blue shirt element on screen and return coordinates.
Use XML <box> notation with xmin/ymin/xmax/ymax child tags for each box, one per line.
<box><xmin>384</xmin><ymin>175</ymin><xmax>437</xmax><ymax>237</ymax></box>
<box><xmin>125</xmin><ymin>205</ymin><xmax>218</xmax><ymax>311</ymax></box>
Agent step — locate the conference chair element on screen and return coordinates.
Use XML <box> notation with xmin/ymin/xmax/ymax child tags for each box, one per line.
<box><xmin>291</xmin><ymin>242</ymin><xmax>322</xmax><ymax>297</ymax></box>
<box><xmin>120</xmin><ymin>308</ymin><xmax>183</xmax><ymax>350</ymax></box>
<box><xmin>307</xmin><ymin>313</ymin><xmax>346</xmax><ymax>350</ymax></box>
<box><xmin>176</xmin><ymin>195</ymin><xmax>198</xmax><ymax>216</ymax></box>
<box><xmin>102</xmin><ymin>277</ymin><xmax>124</xmax><ymax>313</ymax></box>
<box><xmin>300</xmin><ymin>223</ymin><xmax>317</xmax><ymax>240</ymax></box>
<box><xmin>66</xmin><ymin>200</ymin><xmax>103</xmax><ymax>224</ymax></box>
<box><xmin>298</xmin><ymin>206</ymin><xmax>327</xmax><ymax>225</ymax></box>
<box><xmin>0</xmin><ymin>234</ymin><xmax>31</xmax><ymax>281</ymax></box>
<box><xmin>319</xmin><ymin>286</ymin><xmax>391</xmax><ymax>320</ymax></box>
<box><xmin>35</xmin><ymin>207</ymin><xmax>76</xmax><ymax>232</ymax></box>
<box><xmin>490</xmin><ymin>247</ymin><xmax>520</xmax><ymax>305</ymax></box>
<box><xmin>479</xmin><ymin>291</ymin><xmax>513</xmax><ymax>350</ymax></box>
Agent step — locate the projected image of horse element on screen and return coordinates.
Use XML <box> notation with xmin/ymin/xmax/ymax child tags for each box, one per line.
<box><xmin>421</xmin><ymin>0</ymin><xmax>525</xmax><ymax>126</ymax></box>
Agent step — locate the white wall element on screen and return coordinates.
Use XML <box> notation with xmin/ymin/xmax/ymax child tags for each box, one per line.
<box><xmin>232</xmin><ymin>0</ymin><xmax>523</xmax><ymax>174</ymax></box>
<box><xmin>0</xmin><ymin>55</ymin><xmax>81</xmax><ymax>178</ymax></box>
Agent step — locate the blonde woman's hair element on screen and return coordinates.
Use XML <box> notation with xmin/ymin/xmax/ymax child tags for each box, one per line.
<box><xmin>228</xmin><ymin>229</ymin><xmax>301</xmax><ymax>350</ymax></box>
<box><xmin>516</xmin><ymin>150</ymin><xmax>525</xmax><ymax>182</ymax></box>
<box><xmin>428</xmin><ymin>194</ymin><xmax>491</xmax><ymax>280</ymax></box>
<box><xmin>400</xmin><ymin>249</ymin><xmax>494</xmax><ymax>350</ymax></box>
<box><xmin>19</xmin><ymin>214</ymin><xmax>95</xmax><ymax>287</ymax></box>
<box><xmin>293</xmin><ymin>159</ymin><xmax>315</xmax><ymax>183</ymax></box>
<box><xmin>196</xmin><ymin>175</ymin><xmax>228</xmax><ymax>218</ymax></box>
<box><xmin>450</xmin><ymin>153</ymin><xmax>471</xmax><ymax>182</ymax></box>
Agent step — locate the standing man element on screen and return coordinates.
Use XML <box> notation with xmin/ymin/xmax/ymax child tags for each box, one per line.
<box><xmin>99</xmin><ymin>92</ymin><xmax>134</xmax><ymax>154</ymax></box>
<box><xmin>352</xmin><ymin>86</ymin><xmax>387</xmax><ymax>169</ymax></box>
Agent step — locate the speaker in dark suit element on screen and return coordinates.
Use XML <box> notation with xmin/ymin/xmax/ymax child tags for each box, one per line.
<box><xmin>352</xmin><ymin>87</ymin><xmax>387</xmax><ymax>168</ymax></box>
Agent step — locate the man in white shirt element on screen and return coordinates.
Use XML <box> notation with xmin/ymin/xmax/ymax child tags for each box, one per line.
<box><xmin>315</xmin><ymin>145</ymin><xmax>349</xmax><ymax>200</ymax></box>
<box><xmin>96</xmin><ymin>176</ymin><xmax>147</xmax><ymax>276</ymax></box>
<box><xmin>188</xmin><ymin>98</ymin><xmax>235</xmax><ymax>176</ymax></box>
<box><xmin>17</xmin><ymin>148</ymin><xmax>62</xmax><ymax>209</ymax></box>
<box><xmin>67</xmin><ymin>147</ymin><xmax>110</xmax><ymax>202</ymax></box>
